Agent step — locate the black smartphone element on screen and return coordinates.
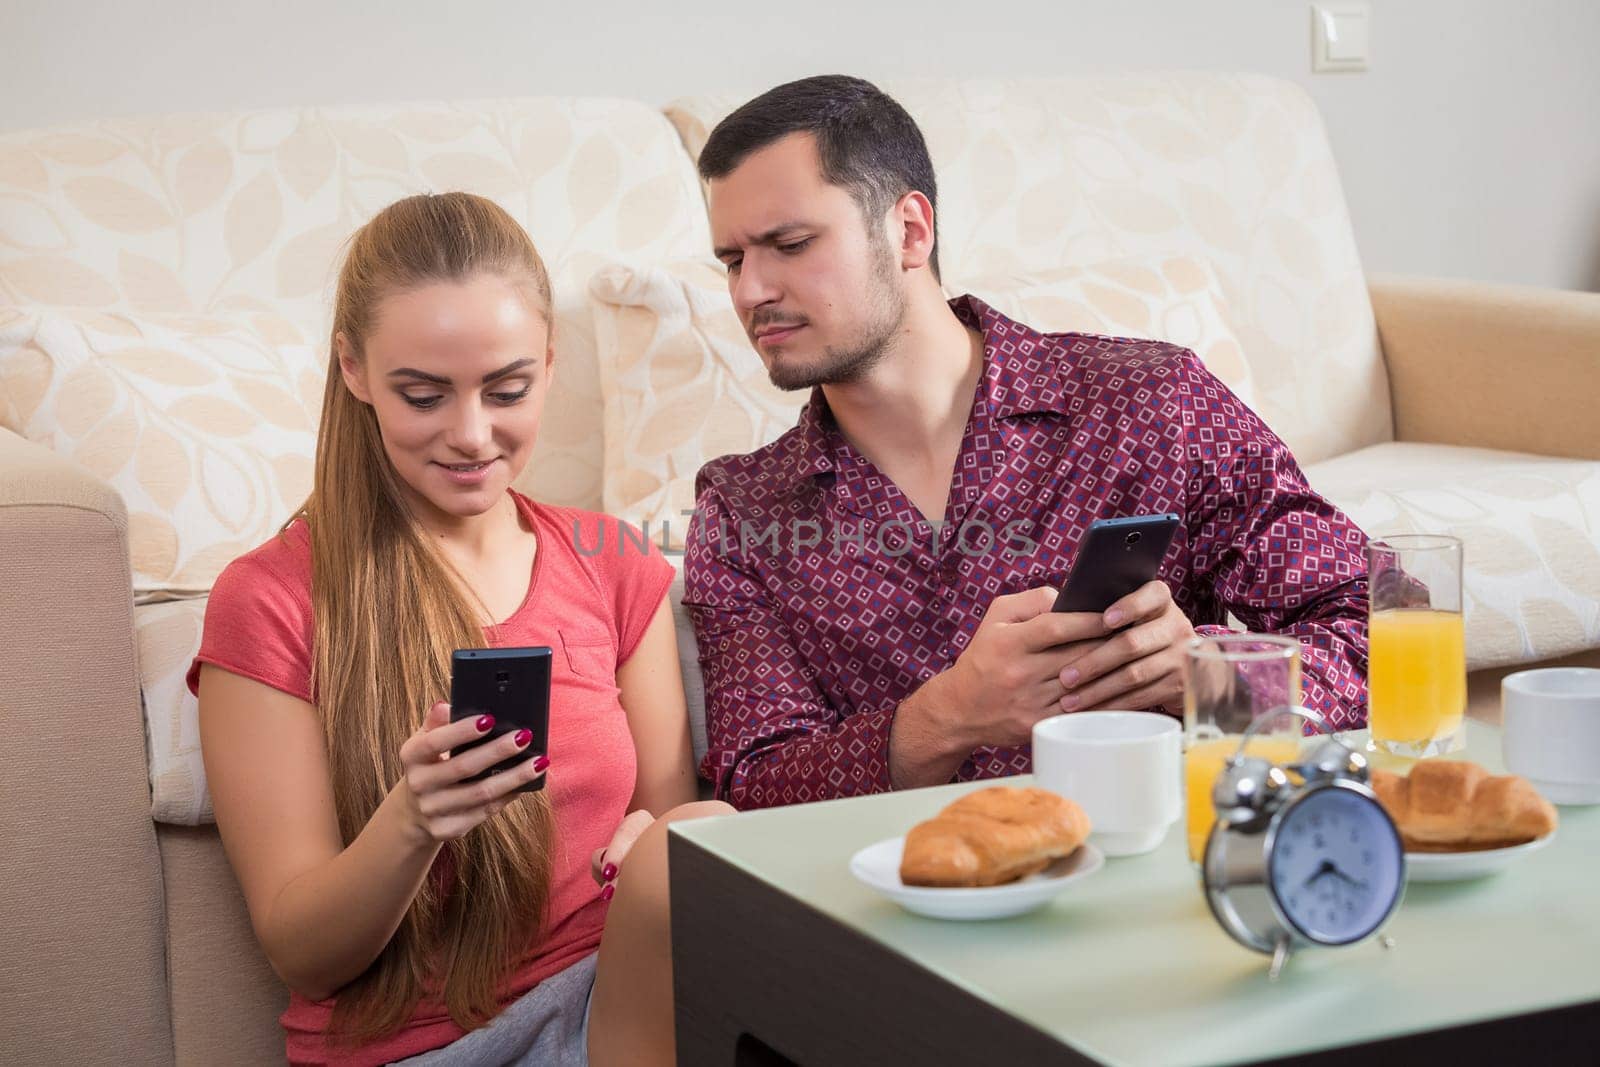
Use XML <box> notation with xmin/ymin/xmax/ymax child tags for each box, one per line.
<box><xmin>1052</xmin><ymin>513</ymin><xmax>1181</xmax><ymax>615</ymax></box>
<box><xmin>449</xmin><ymin>646</ymin><xmax>552</xmax><ymax>793</ymax></box>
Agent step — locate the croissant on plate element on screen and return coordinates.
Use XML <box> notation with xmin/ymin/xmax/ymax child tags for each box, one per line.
<box><xmin>899</xmin><ymin>786</ymin><xmax>1091</xmax><ymax>887</ymax></box>
<box><xmin>1369</xmin><ymin>760</ymin><xmax>1557</xmax><ymax>853</ymax></box>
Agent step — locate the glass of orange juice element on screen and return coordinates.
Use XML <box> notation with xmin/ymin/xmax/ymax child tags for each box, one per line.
<box><xmin>1182</xmin><ymin>635</ymin><xmax>1305</xmax><ymax>866</ymax></box>
<box><xmin>1368</xmin><ymin>534</ymin><xmax>1466</xmax><ymax>758</ymax></box>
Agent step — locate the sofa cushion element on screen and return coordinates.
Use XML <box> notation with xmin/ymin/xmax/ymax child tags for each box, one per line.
<box><xmin>1305</xmin><ymin>442</ymin><xmax>1600</xmax><ymax>670</ymax></box>
<box><xmin>668</xmin><ymin>557</ymin><xmax>709</xmax><ymax>770</ymax></box>
<box><xmin>588</xmin><ymin>257</ymin><xmax>798</xmax><ymax>546</ymax></box>
<box><xmin>0</xmin><ymin>98</ymin><xmax>714</xmax><ymax>512</ymax></box>
<box><xmin>589</xmin><ymin>254</ymin><xmax>1253</xmax><ymax>545</ymax></box>
<box><xmin>667</xmin><ymin>73</ymin><xmax>1390</xmax><ymax>466</ymax></box>
<box><xmin>0</xmin><ymin>308</ymin><xmax>321</xmax><ymax>600</ymax></box>
<box><xmin>156</xmin><ymin>825</ymin><xmax>285</xmax><ymax>1063</ymax></box>
<box><xmin>136</xmin><ymin>597</ymin><xmax>209</xmax><ymax>824</ymax></box>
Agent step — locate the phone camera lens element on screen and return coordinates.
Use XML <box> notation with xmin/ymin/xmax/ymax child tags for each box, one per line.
<box><xmin>1125</xmin><ymin>531</ymin><xmax>1142</xmax><ymax>548</ymax></box>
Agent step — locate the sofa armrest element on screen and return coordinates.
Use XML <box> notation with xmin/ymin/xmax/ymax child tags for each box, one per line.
<box><xmin>1369</xmin><ymin>274</ymin><xmax>1600</xmax><ymax>460</ymax></box>
<box><xmin>0</xmin><ymin>428</ymin><xmax>174</xmax><ymax>1064</ymax></box>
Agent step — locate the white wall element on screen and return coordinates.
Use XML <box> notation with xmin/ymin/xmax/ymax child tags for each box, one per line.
<box><xmin>3</xmin><ymin>0</ymin><xmax>1598</xmax><ymax>291</ymax></box>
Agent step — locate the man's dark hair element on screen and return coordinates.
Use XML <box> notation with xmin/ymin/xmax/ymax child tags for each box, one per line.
<box><xmin>698</xmin><ymin>75</ymin><xmax>940</xmax><ymax>279</ymax></box>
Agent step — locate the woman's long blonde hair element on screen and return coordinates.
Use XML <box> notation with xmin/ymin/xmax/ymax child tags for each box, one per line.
<box><xmin>298</xmin><ymin>192</ymin><xmax>557</xmax><ymax>1045</ymax></box>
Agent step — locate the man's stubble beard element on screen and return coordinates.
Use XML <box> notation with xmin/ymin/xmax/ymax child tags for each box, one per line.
<box><xmin>767</xmin><ymin>237</ymin><xmax>908</xmax><ymax>392</ymax></box>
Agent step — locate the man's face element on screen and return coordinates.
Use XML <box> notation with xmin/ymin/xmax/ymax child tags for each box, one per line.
<box><xmin>708</xmin><ymin>132</ymin><xmax>906</xmax><ymax>391</ymax></box>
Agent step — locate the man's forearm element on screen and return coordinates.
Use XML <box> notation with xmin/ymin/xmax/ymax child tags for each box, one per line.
<box><xmin>712</xmin><ymin>673</ymin><xmax>976</xmax><ymax>808</ymax></box>
<box><xmin>714</xmin><ymin>703</ymin><xmax>900</xmax><ymax>808</ymax></box>
<box><xmin>1292</xmin><ymin>620</ymin><xmax>1369</xmax><ymax>731</ymax></box>
<box><xmin>888</xmin><ymin>669</ymin><xmax>974</xmax><ymax>790</ymax></box>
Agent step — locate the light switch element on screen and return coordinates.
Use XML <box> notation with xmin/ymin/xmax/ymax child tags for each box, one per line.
<box><xmin>1312</xmin><ymin>2</ymin><xmax>1371</xmax><ymax>73</ymax></box>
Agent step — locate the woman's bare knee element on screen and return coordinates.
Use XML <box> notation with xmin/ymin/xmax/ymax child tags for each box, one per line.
<box><xmin>659</xmin><ymin>799</ymin><xmax>735</xmax><ymax>825</ymax></box>
<box><xmin>610</xmin><ymin>800</ymin><xmax>731</xmax><ymax>907</ymax></box>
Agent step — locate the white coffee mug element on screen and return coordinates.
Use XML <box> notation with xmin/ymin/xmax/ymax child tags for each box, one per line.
<box><xmin>1032</xmin><ymin>711</ymin><xmax>1182</xmax><ymax>856</ymax></box>
<box><xmin>1502</xmin><ymin>667</ymin><xmax>1600</xmax><ymax>806</ymax></box>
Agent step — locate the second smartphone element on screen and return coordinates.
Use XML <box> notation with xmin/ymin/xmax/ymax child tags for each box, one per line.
<box><xmin>1052</xmin><ymin>513</ymin><xmax>1181</xmax><ymax>615</ymax></box>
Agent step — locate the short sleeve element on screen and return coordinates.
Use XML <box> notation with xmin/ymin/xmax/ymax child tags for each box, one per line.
<box><xmin>186</xmin><ymin>552</ymin><xmax>315</xmax><ymax>704</ymax></box>
<box><xmin>590</xmin><ymin>516</ymin><xmax>676</xmax><ymax>665</ymax></box>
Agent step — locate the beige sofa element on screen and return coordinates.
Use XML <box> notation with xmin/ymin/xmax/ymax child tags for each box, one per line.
<box><xmin>2</xmin><ymin>76</ymin><xmax>1597</xmax><ymax>1065</ymax></box>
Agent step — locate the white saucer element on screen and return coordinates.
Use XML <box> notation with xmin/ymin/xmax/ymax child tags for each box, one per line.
<box><xmin>1404</xmin><ymin>832</ymin><xmax>1556</xmax><ymax>882</ymax></box>
<box><xmin>848</xmin><ymin>836</ymin><xmax>1104</xmax><ymax>920</ymax></box>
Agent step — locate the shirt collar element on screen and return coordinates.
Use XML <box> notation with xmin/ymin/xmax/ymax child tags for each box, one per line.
<box><xmin>951</xmin><ymin>294</ymin><xmax>1074</xmax><ymax>420</ymax></box>
<box><xmin>786</xmin><ymin>294</ymin><xmax>1073</xmax><ymax>488</ymax></box>
<box><xmin>788</xmin><ymin>390</ymin><xmax>839</xmax><ymax>486</ymax></box>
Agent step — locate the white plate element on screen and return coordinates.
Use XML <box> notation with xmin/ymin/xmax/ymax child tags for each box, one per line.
<box><xmin>1404</xmin><ymin>832</ymin><xmax>1556</xmax><ymax>882</ymax></box>
<box><xmin>848</xmin><ymin>836</ymin><xmax>1104</xmax><ymax>920</ymax></box>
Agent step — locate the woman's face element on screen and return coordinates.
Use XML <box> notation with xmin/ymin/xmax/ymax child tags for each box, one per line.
<box><xmin>338</xmin><ymin>273</ymin><xmax>554</xmax><ymax>528</ymax></box>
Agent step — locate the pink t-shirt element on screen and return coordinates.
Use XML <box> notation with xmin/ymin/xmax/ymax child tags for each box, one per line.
<box><xmin>186</xmin><ymin>490</ymin><xmax>675</xmax><ymax>1066</ymax></box>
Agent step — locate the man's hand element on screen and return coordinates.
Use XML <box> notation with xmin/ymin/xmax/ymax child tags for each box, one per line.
<box><xmin>1056</xmin><ymin>580</ymin><xmax>1195</xmax><ymax>713</ymax></box>
<box><xmin>937</xmin><ymin>586</ymin><xmax>1109</xmax><ymax>748</ymax></box>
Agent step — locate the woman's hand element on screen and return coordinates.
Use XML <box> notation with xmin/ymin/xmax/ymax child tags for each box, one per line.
<box><xmin>394</xmin><ymin>700</ymin><xmax>548</xmax><ymax>844</ymax></box>
<box><xmin>591</xmin><ymin>810</ymin><xmax>658</xmax><ymax>899</ymax></box>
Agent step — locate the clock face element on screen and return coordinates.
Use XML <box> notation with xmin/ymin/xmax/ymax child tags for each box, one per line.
<box><xmin>1267</xmin><ymin>784</ymin><xmax>1404</xmax><ymax>945</ymax></box>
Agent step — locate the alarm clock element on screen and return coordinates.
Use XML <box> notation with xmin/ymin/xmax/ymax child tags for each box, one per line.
<box><xmin>1202</xmin><ymin>708</ymin><xmax>1406</xmax><ymax>979</ymax></box>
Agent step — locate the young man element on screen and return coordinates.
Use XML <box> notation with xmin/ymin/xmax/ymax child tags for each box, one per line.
<box><xmin>683</xmin><ymin>75</ymin><xmax>1369</xmax><ymax>810</ymax></box>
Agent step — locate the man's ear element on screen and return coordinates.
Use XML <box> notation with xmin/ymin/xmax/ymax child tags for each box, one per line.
<box><xmin>335</xmin><ymin>332</ymin><xmax>372</xmax><ymax>404</ymax></box>
<box><xmin>894</xmin><ymin>191</ymin><xmax>937</xmax><ymax>273</ymax></box>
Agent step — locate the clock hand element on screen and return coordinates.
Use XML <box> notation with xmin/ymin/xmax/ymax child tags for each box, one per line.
<box><xmin>1302</xmin><ymin>859</ymin><xmax>1337</xmax><ymax>889</ymax></box>
<box><xmin>1328</xmin><ymin>864</ymin><xmax>1367</xmax><ymax>889</ymax></box>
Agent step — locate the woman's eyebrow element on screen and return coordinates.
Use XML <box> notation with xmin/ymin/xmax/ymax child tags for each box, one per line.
<box><xmin>387</xmin><ymin>358</ymin><xmax>537</xmax><ymax>386</ymax></box>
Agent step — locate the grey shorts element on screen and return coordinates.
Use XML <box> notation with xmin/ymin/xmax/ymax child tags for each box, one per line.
<box><xmin>389</xmin><ymin>952</ymin><xmax>597</xmax><ymax>1066</ymax></box>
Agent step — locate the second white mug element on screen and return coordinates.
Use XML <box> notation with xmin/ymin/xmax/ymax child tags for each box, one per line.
<box><xmin>1033</xmin><ymin>711</ymin><xmax>1182</xmax><ymax>856</ymax></box>
<box><xmin>1502</xmin><ymin>667</ymin><xmax>1600</xmax><ymax>806</ymax></box>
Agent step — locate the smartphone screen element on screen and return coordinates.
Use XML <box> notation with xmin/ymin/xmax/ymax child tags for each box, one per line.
<box><xmin>449</xmin><ymin>646</ymin><xmax>552</xmax><ymax>793</ymax></box>
<box><xmin>1052</xmin><ymin>513</ymin><xmax>1181</xmax><ymax>615</ymax></box>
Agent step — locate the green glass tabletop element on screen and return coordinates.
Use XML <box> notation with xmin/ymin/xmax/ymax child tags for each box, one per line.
<box><xmin>672</xmin><ymin>718</ymin><xmax>1600</xmax><ymax>1066</ymax></box>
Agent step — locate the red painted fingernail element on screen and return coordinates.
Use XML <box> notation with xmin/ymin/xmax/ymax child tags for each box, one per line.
<box><xmin>475</xmin><ymin>715</ymin><xmax>494</xmax><ymax>732</ymax></box>
<box><xmin>514</xmin><ymin>729</ymin><xmax>532</xmax><ymax>747</ymax></box>
<box><xmin>533</xmin><ymin>755</ymin><xmax>550</xmax><ymax>772</ymax></box>
<box><xmin>600</xmin><ymin>883</ymin><xmax>615</xmax><ymax>901</ymax></box>
<box><xmin>602</xmin><ymin>863</ymin><xmax>618</xmax><ymax>881</ymax></box>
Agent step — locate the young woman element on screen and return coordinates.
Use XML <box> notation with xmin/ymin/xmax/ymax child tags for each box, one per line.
<box><xmin>188</xmin><ymin>192</ymin><xmax>729</xmax><ymax>1066</ymax></box>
